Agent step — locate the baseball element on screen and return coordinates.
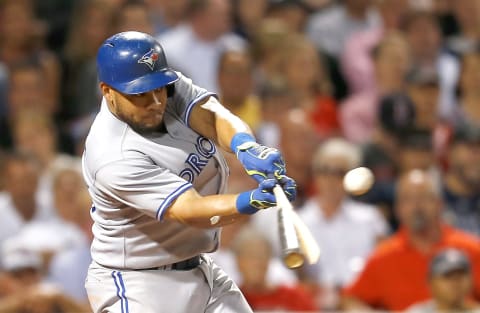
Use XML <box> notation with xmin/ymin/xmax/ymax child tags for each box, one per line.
<box><xmin>343</xmin><ymin>167</ymin><xmax>374</xmax><ymax>196</ymax></box>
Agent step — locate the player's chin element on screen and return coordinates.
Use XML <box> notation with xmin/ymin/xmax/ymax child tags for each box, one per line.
<box><xmin>144</xmin><ymin>112</ymin><xmax>164</xmax><ymax>125</ymax></box>
<box><xmin>129</xmin><ymin>117</ymin><xmax>164</xmax><ymax>133</ymax></box>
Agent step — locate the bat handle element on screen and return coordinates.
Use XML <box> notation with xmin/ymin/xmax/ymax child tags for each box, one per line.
<box><xmin>273</xmin><ymin>185</ymin><xmax>293</xmax><ymax>210</ymax></box>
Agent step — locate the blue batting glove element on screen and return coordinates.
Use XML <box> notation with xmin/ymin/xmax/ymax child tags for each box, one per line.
<box><xmin>277</xmin><ymin>175</ymin><xmax>297</xmax><ymax>202</ymax></box>
<box><xmin>236</xmin><ymin>176</ymin><xmax>297</xmax><ymax>214</ymax></box>
<box><xmin>236</xmin><ymin>178</ymin><xmax>277</xmax><ymax>214</ymax></box>
<box><xmin>231</xmin><ymin>133</ymin><xmax>286</xmax><ymax>183</ymax></box>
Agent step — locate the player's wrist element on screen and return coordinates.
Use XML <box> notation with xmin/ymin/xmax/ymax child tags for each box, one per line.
<box><xmin>230</xmin><ymin>132</ymin><xmax>256</xmax><ymax>154</ymax></box>
<box><xmin>235</xmin><ymin>191</ymin><xmax>259</xmax><ymax>214</ymax></box>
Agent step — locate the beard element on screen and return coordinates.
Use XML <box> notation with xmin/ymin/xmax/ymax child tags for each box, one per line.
<box><xmin>115</xmin><ymin>107</ymin><xmax>165</xmax><ymax>134</ymax></box>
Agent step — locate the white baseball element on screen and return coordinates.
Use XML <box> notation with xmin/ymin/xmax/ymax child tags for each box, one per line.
<box><xmin>343</xmin><ymin>167</ymin><xmax>374</xmax><ymax>196</ymax></box>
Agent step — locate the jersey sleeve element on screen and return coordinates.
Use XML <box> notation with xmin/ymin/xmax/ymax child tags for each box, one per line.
<box><xmin>94</xmin><ymin>157</ymin><xmax>192</xmax><ymax>221</ymax></box>
<box><xmin>169</xmin><ymin>72</ymin><xmax>217</xmax><ymax>127</ymax></box>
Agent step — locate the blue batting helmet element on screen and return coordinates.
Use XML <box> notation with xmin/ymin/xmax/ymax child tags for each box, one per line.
<box><xmin>96</xmin><ymin>31</ymin><xmax>178</xmax><ymax>94</ymax></box>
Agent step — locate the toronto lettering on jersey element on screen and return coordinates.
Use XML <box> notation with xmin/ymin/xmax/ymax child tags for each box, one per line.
<box><xmin>179</xmin><ymin>136</ymin><xmax>216</xmax><ymax>183</ymax></box>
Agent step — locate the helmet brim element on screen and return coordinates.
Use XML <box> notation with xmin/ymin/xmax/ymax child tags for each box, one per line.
<box><xmin>108</xmin><ymin>68</ymin><xmax>179</xmax><ymax>95</ymax></box>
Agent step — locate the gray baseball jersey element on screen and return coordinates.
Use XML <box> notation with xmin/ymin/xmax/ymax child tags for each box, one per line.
<box><xmin>82</xmin><ymin>72</ymin><xmax>229</xmax><ymax>270</ymax></box>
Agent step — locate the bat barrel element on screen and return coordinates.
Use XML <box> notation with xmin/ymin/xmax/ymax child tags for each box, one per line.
<box><xmin>275</xmin><ymin>185</ymin><xmax>305</xmax><ymax>269</ymax></box>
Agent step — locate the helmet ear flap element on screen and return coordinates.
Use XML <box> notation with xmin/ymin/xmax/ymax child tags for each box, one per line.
<box><xmin>166</xmin><ymin>84</ymin><xmax>175</xmax><ymax>97</ymax></box>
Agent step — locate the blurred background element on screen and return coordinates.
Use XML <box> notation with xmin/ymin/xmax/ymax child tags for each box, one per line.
<box><xmin>1</xmin><ymin>0</ymin><xmax>480</xmax><ymax>312</ymax></box>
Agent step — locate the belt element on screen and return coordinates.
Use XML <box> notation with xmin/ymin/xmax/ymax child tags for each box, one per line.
<box><xmin>141</xmin><ymin>256</ymin><xmax>201</xmax><ymax>271</ymax></box>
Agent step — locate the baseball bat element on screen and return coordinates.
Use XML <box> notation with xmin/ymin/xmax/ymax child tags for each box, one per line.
<box><xmin>274</xmin><ymin>185</ymin><xmax>320</xmax><ymax>268</ymax></box>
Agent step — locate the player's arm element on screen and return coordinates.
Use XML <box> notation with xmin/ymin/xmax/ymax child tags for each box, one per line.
<box><xmin>164</xmin><ymin>176</ymin><xmax>296</xmax><ymax>228</ymax></box>
<box><xmin>95</xmin><ymin>159</ymin><xmax>296</xmax><ymax>229</ymax></box>
<box><xmin>188</xmin><ymin>96</ymin><xmax>251</xmax><ymax>152</ymax></box>
<box><xmin>189</xmin><ymin>96</ymin><xmax>286</xmax><ymax>182</ymax></box>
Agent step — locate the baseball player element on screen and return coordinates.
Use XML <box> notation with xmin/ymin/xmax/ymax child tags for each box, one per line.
<box><xmin>82</xmin><ymin>31</ymin><xmax>296</xmax><ymax>313</ymax></box>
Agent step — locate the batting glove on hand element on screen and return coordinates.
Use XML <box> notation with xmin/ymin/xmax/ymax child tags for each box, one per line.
<box><xmin>277</xmin><ymin>175</ymin><xmax>297</xmax><ymax>202</ymax></box>
<box><xmin>231</xmin><ymin>133</ymin><xmax>286</xmax><ymax>183</ymax></box>
<box><xmin>236</xmin><ymin>175</ymin><xmax>297</xmax><ymax>214</ymax></box>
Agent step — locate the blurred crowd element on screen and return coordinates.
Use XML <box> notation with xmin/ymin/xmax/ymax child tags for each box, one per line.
<box><xmin>1</xmin><ymin>0</ymin><xmax>480</xmax><ymax>312</ymax></box>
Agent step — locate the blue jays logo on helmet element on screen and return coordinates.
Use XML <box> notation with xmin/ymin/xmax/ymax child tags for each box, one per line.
<box><xmin>97</xmin><ymin>31</ymin><xmax>179</xmax><ymax>94</ymax></box>
<box><xmin>138</xmin><ymin>48</ymin><xmax>159</xmax><ymax>71</ymax></box>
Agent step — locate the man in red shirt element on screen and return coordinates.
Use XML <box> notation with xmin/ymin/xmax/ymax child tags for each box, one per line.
<box><xmin>341</xmin><ymin>169</ymin><xmax>480</xmax><ymax>311</ymax></box>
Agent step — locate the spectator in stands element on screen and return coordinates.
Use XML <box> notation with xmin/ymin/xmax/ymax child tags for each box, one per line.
<box><xmin>264</xmin><ymin>0</ymin><xmax>309</xmax><ymax>33</ymax></box>
<box><xmin>0</xmin><ymin>152</ymin><xmax>54</xmax><ymax>244</ymax></box>
<box><xmin>210</xmin><ymin>217</ymin><xmax>297</xmax><ymax>288</ymax></box>
<box><xmin>7</xmin><ymin>62</ymin><xmax>54</xmax><ymax>117</ymax></box>
<box><xmin>401</xmin><ymin>11</ymin><xmax>457</xmax><ymax>121</ymax></box>
<box><xmin>341</xmin><ymin>0</ymin><xmax>409</xmax><ymax>95</ymax></box>
<box><xmin>396</xmin><ymin>129</ymin><xmax>443</xmax><ymax>218</ymax></box>
<box><xmin>114</xmin><ymin>0</ymin><xmax>154</xmax><ymax>34</ymax></box>
<box><xmin>0</xmin><ymin>63</ymin><xmax>8</xmax><ymax>117</ymax></box>
<box><xmin>443</xmin><ymin>126</ymin><xmax>480</xmax><ymax>237</ymax></box>
<box><xmin>453</xmin><ymin>51</ymin><xmax>480</xmax><ymax>128</ymax></box>
<box><xmin>255</xmin><ymin>78</ymin><xmax>296</xmax><ymax>148</ymax></box>
<box><xmin>147</xmin><ymin>0</ymin><xmax>190</xmax><ymax>35</ymax></box>
<box><xmin>278</xmin><ymin>109</ymin><xmax>319</xmax><ymax>203</ymax></box>
<box><xmin>446</xmin><ymin>0</ymin><xmax>480</xmax><ymax>55</ymax></box>
<box><xmin>0</xmin><ymin>271</ymin><xmax>19</xmax><ymax>299</ymax></box>
<box><xmin>398</xmin><ymin>129</ymin><xmax>439</xmax><ymax>178</ymax></box>
<box><xmin>217</xmin><ymin>49</ymin><xmax>261</xmax><ymax>130</ymax></box>
<box><xmin>406</xmin><ymin>66</ymin><xmax>452</xmax><ymax>161</ymax></box>
<box><xmin>299</xmin><ymin>138</ymin><xmax>388</xmax><ymax>309</ymax></box>
<box><xmin>341</xmin><ymin>169</ymin><xmax>480</xmax><ymax>311</ymax></box>
<box><xmin>0</xmin><ymin>238</ymin><xmax>89</xmax><ymax>312</ymax></box>
<box><xmin>341</xmin><ymin>32</ymin><xmax>411</xmax><ymax>143</ymax></box>
<box><xmin>51</xmin><ymin>169</ymin><xmax>92</xmax><ymax>235</ymax></box>
<box><xmin>233</xmin><ymin>0</ymin><xmax>268</xmax><ymax>40</ymax></box>
<box><xmin>408</xmin><ymin>249</ymin><xmax>479</xmax><ymax>312</ymax></box>
<box><xmin>277</xmin><ymin>34</ymin><xmax>340</xmax><ymax>139</ymax></box>
<box><xmin>402</xmin><ymin>12</ymin><xmax>443</xmax><ymax>75</ymax></box>
<box><xmin>158</xmin><ymin>0</ymin><xmax>244</xmax><ymax>92</ymax></box>
<box><xmin>2</xmin><ymin>201</ymin><xmax>86</xmax><ymax>277</ymax></box>
<box><xmin>48</xmin><ymin>168</ymin><xmax>92</xmax><ymax>302</ymax></box>
<box><xmin>12</xmin><ymin>109</ymin><xmax>80</xmax><ymax>213</ymax></box>
<box><xmin>0</xmin><ymin>0</ymin><xmax>60</xmax><ymax>111</ymax></box>
<box><xmin>62</xmin><ymin>0</ymin><xmax>114</xmax><ymax>122</ymax></box>
<box><xmin>306</xmin><ymin>0</ymin><xmax>380</xmax><ymax>58</ymax></box>
<box><xmin>1</xmin><ymin>238</ymin><xmax>44</xmax><ymax>287</ymax></box>
<box><xmin>1</xmin><ymin>61</ymin><xmax>53</xmax><ymax>149</ymax></box>
<box><xmin>250</xmin><ymin>19</ymin><xmax>290</xmax><ymax>86</ymax></box>
<box><xmin>407</xmin><ymin>67</ymin><xmax>440</xmax><ymax>131</ymax></box>
<box><xmin>359</xmin><ymin>93</ymin><xmax>416</xmax><ymax>227</ymax></box>
<box><xmin>233</xmin><ymin>226</ymin><xmax>318</xmax><ymax>312</ymax></box>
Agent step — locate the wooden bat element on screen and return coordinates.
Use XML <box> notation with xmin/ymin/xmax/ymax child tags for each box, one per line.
<box><xmin>274</xmin><ymin>185</ymin><xmax>320</xmax><ymax>269</ymax></box>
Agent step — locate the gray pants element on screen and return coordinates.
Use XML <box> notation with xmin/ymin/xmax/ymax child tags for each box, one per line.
<box><xmin>85</xmin><ymin>255</ymin><xmax>253</xmax><ymax>313</ymax></box>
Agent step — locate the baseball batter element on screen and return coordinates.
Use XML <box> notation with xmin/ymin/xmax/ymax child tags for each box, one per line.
<box><xmin>82</xmin><ymin>31</ymin><xmax>296</xmax><ymax>313</ymax></box>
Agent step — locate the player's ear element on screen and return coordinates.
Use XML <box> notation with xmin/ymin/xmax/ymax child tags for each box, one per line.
<box><xmin>100</xmin><ymin>83</ymin><xmax>114</xmax><ymax>102</ymax></box>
